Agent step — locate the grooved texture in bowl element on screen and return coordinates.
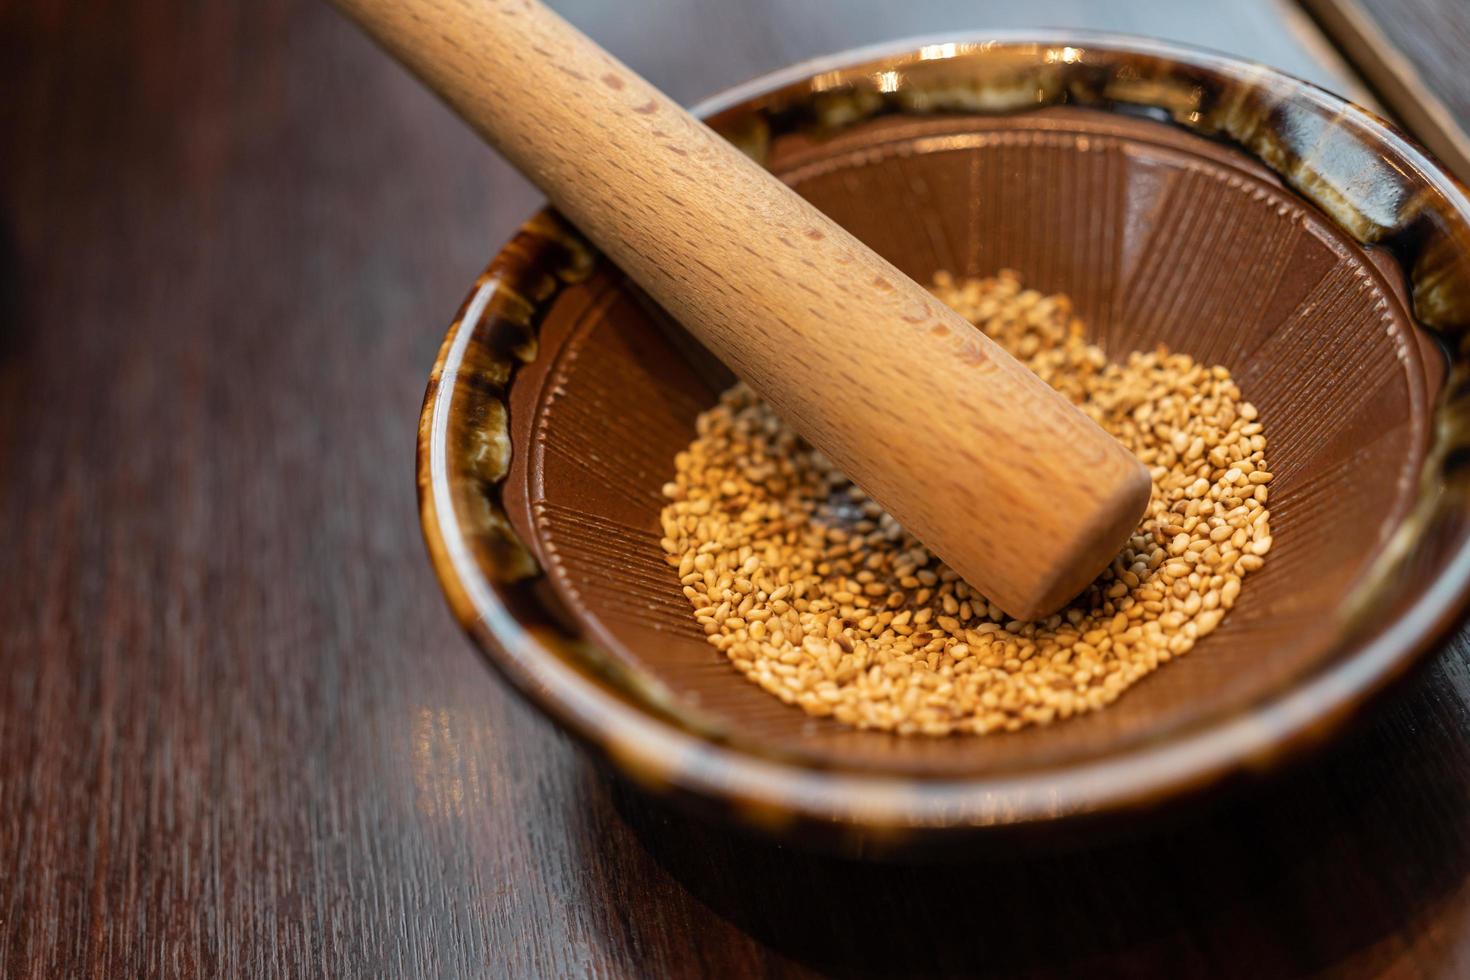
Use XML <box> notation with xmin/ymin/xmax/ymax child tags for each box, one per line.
<box><xmin>501</xmin><ymin>108</ymin><xmax>1435</xmax><ymax>776</ymax></box>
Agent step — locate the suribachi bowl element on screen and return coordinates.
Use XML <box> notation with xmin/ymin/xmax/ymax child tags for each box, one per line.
<box><xmin>418</xmin><ymin>34</ymin><xmax>1470</xmax><ymax>852</ymax></box>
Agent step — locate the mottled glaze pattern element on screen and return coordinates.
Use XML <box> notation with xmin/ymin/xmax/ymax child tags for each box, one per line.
<box><xmin>416</xmin><ymin>36</ymin><xmax>1470</xmax><ymax>849</ymax></box>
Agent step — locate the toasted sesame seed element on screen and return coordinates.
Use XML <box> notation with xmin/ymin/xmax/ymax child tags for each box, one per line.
<box><xmin>659</xmin><ymin>271</ymin><xmax>1271</xmax><ymax>736</ymax></box>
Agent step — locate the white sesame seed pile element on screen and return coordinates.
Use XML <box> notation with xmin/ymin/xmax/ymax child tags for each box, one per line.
<box><xmin>659</xmin><ymin>271</ymin><xmax>1272</xmax><ymax>736</ymax></box>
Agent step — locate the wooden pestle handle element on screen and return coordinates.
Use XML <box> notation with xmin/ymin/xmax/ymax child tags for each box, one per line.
<box><xmin>333</xmin><ymin>0</ymin><xmax>1152</xmax><ymax>620</ymax></box>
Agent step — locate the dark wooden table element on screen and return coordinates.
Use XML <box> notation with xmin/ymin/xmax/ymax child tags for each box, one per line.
<box><xmin>3</xmin><ymin>0</ymin><xmax>1469</xmax><ymax>976</ymax></box>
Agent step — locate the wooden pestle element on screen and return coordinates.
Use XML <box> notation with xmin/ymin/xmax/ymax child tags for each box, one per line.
<box><xmin>333</xmin><ymin>0</ymin><xmax>1152</xmax><ymax>620</ymax></box>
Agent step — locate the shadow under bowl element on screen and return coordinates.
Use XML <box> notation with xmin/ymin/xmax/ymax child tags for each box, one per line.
<box><xmin>418</xmin><ymin>34</ymin><xmax>1470</xmax><ymax>853</ymax></box>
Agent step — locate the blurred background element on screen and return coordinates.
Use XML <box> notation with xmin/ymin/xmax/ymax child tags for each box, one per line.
<box><xmin>2</xmin><ymin>0</ymin><xmax>1468</xmax><ymax>976</ymax></box>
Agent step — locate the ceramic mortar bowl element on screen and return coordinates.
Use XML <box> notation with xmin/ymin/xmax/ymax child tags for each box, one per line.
<box><xmin>417</xmin><ymin>34</ymin><xmax>1470</xmax><ymax>853</ymax></box>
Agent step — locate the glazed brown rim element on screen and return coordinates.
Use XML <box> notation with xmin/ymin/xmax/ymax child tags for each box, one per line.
<box><xmin>418</xmin><ymin>33</ymin><xmax>1470</xmax><ymax>840</ymax></box>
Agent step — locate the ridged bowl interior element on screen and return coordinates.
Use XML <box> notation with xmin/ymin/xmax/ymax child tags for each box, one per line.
<box><xmin>499</xmin><ymin>106</ymin><xmax>1439</xmax><ymax>777</ymax></box>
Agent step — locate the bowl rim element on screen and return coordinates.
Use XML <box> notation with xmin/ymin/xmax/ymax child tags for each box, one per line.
<box><xmin>418</xmin><ymin>31</ymin><xmax>1470</xmax><ymax>840</ymax></box>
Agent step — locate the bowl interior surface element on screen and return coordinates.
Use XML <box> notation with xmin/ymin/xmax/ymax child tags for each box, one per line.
<box><xmin>499</xmin><ymin>106</ymin><xmax>1440</xmax><ymax>777</ymax></box>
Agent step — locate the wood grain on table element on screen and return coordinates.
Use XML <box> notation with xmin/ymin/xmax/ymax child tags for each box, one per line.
<box><xmin>1</xmin><ymin>0</ymin><xmax>1468</xmax><ymax>976</ymax></box>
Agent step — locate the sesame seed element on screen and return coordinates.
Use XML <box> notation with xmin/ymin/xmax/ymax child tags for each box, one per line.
<box><xmin>659</xmin><ymin>271</ymin><xmax>1272</xmax><ymax>736</ymax></box>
